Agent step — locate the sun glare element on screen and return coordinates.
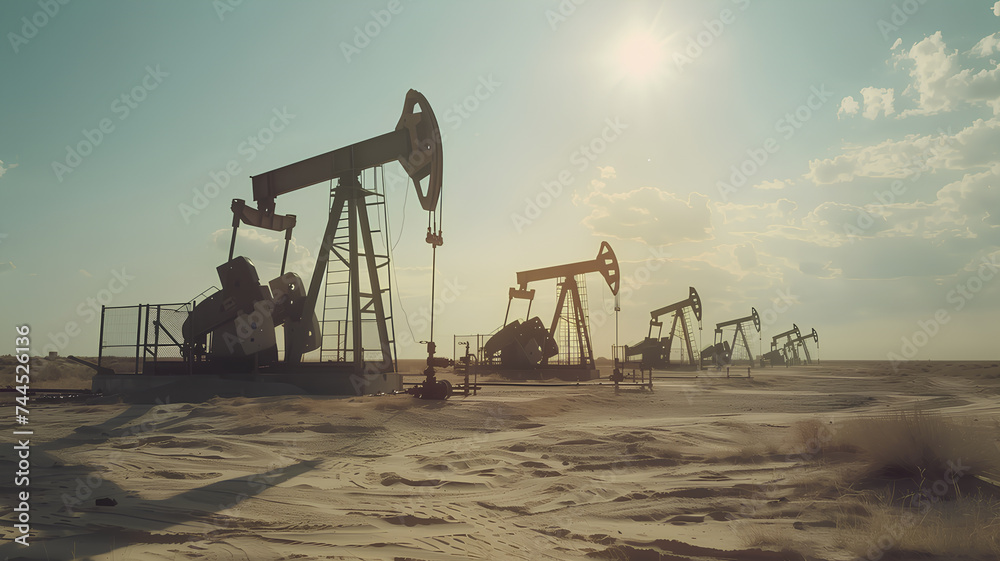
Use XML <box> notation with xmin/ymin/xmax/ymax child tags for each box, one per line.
<box><xmin>618</xmin><ymin>31</ymin><xmax>667</xmax><ymax>81</ymax></box>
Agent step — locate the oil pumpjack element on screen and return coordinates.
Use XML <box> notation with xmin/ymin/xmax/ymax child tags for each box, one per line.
<box><xmin>94</xmin><ymin>90</ymin><xmax>454</xmax><ymax>398</ymax></box>
<box><xmin>481</xmin><ymin>241</ymin><xmax>620</xmax><ymax>380</ymax></box>
<box><xmin>762</xmin><ymin>324</ymin><xmax>800</xmax><ymax>367</ymax></box>
<box><xmin>783</xmin><ymin>327</ymin><xmax>819</xmax><ymax>366</ymax></box>
<box><xmin>620</xmin><ymin>287</ymin><xmax>703</xmax><ymax>371</ymax></box>
<box><xmin>702</xmin><ymin>307</ymin><xmax>760</xmax><ymax>368</ymax></box>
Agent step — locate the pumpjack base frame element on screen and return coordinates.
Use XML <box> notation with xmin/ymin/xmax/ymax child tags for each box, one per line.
<box><xmin>473</xmin><ymin>365</ymin><xmax>601</xmax><ymax>382</ymax></box>
<box><xmin>92</xmin><ymin>362</ymin><xmax>403</xmax><ymax>402</ymax></box>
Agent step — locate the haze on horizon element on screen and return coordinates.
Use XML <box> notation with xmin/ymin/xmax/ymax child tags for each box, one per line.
<box><xmin>1</xmin><ymin>1</ymin><xmax>998</xmax><ymax>363</ymax></box>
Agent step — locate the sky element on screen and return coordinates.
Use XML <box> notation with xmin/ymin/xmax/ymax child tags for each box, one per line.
<box><xmin>1</xmin><ymin>0</ymin><xmax>999</xmax><ymax>364</ymax></box>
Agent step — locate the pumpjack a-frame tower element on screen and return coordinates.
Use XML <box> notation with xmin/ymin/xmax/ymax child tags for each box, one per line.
<box><xmin>481</xmin><ymin>241</ymin><xmax>620</xmax><ymax>380</ymax></box>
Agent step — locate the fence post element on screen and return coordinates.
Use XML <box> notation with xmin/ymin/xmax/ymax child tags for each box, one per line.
<box><xmin>98</xmin><ymin>305</ymin><xmax>106</xmax><ymax>367</ymax></box>
<box><xmin>142</xmin><ymin>304</ymin><xmax>151</xmax><ymax>375</ymax></box>
<box><xmin>135</xmin><ymin>305</ymin><xmax>143</xmax><ymax>375</ymax></box>
<box><xmin>187</xmin><ymin>302</ymin><xmax>194</xmax><ymax>376</ymax></box>
<box><xmin>153</xmin><ymin>305</ymin><xmax>162</xmax><ymax>374</ymax></box>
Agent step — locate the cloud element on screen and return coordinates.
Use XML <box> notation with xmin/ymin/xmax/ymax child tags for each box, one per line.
<box><xmin>581</xmin><ymin>185</ymin><xmax>712</xmax><ymax>246</ymax></box>
<box><xmin>994</xmin><ymin>1</ymin><xmax>1000</xmax><ymax>16</ymax></box>
<box><xmin>971</xmin><ymin>32</ymin><xmax>1000</xmax><ymax>57</ymax></box>
<box><xmin>937</xmin><ymin>168</ymin><xmax>1000</xmax><ymax>226</ymax></box>
<box><xmin>798</xmin><ymin>261</ymin><xmax>838</xmax><ymax>278</ymax></box>
<box><xmin>0</xmin><ymin>160</ymin><xmax>17</xmax><ymax>179</ymax></box>
<box><xmin>838</xmin><ymin>96</ymin><xmax>859</xmax><ymax>118</ymax></box>
<box><xmin>941</xmin><ymin>118</ymin><xmax>1000</xmax><ymax>169</ymax></box>
<box><xmin>806</xmin><ymin>128</ymin><xmax>958</xmax><ymax>184</ymax></box>
<box><xmin>805</xmin><ymin>201</ymin><xmax>891</xmax><ymax>240</ymax></box>
<box><xmin>896</xmin><ymin>32</ymin><xmax>960</xmax><ymax>116</ymax></box>
<box><xmin>79</xmin><ymin>269</ymin><xmax>92</xmax><ymax>278</ymax></box>
<box><xmin>734</xmin><ymin>243</ymin><xmax>757</xmax><ymax>270</ymax></box>
<box><xmin>754</xmin><ymin>178</ymin><xmax>790</xmax><ymax>190</ymax></box>
<box><xmin>0</xmin><ymin>261</ymin><xmax>14</xmax><ymax>275</ymax></box>
<box><xmin>211</xmin><ymin>228</ymin><xmax>314</xmax><ymax>280</ymax></box>
<box><xmin>860</xmin><ymin>87</ymin><xmax>895</xmax><ymax>119</ymax></box>
<box><xmin>597</xmin><ymin>165</ymin><xmax>616</xmax><ymax>179</ymax></box>
<box><xmin>830</xmin><ymin>236</ymin><xmax>972</xmax><ymax>279</ymax></box>
<box><xmin>714</xmin><ymin>199</ymin><xmax>797</xmax><ymax>227</ymax></box>
<box><xmin>807</xmin><ymin>116</ymin><xmax>1000</xmax><ymax>185</ymax></box>
<box><xmin>892</xmin><ymin>31</ymin><xmax>1000</xmax><ymax>116</ymax></box>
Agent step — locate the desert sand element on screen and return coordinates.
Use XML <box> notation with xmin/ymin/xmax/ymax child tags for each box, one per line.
<box><xmin>2</xmin><ymin>359</ymin><xmax>999</xmax><ymax>560</ymax></box>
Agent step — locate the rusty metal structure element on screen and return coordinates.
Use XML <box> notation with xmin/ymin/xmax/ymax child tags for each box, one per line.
<box><xmin>702</xmin><ymin>307</ymin><xmax>760</xmax><ymax>368</ymax></box>
<box><xmin>95</xmin><ymin>90</ymin><xmax>452</xmax><ymax>398</ymax></box>
<box><xmin>617</xmin><ymin>287</ymin><xmax>703</xmax><ymax>372</ymax></box>
<box><xmin>481</xmin><ymin>241</ymin><xmax>620</xmax><ymax>380</ymax></box>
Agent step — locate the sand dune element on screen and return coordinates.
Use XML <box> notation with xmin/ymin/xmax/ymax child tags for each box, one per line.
<box><xmin>1</xmin><ymin>361</ymin><xmax>999</xmax><ymax>560</ymax></box>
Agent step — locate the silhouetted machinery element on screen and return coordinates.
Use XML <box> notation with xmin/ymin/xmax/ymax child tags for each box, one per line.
<box><xmin>483</xmin><ymin>241</ymin><xmax>620</xmax><ymax>380</ymax></box>
<box><xmin>174</xmin><ymin>89</ymin><xmax>450</xmax><ymax>396</ymax></box>
<box><xmin>762</xmin><ymin>324</ymin><xmax>799</xmax><ymax>367</ymax></box>
<box><xmin>702</xmin><ymin>307</ymin><xmax>760</xmax><ymax>368</ymax></box>
<box><xmin>783</xmin><ymin>327</ymin><xmax>819</xmax><ymax>366</ymax></box>
<box><xmin>622</xmin><ymin>287</ymin><xmax>703</xmax><ymax>371</ymax></box>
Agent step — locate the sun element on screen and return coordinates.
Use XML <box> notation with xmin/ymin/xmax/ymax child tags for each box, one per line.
<box><xmin>617</xmin><ymin>30</ymin><xmax>667</xmax><ymax>82</ymax></box>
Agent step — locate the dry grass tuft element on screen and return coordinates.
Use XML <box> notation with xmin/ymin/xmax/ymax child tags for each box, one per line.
<box><xmin>831</xmin><ymin>412</ymin><xmax>1000</xmax><ymax>483</ymax></box>
<box><xmin>786</xmin><ymin>418</ymin><xmax>843</xmax><ymax>460</ymax></box>
<box><xmin>838</xmin><ymin>494</ymin><xmax>1000</xmax><ymax>559</ymax></box>
<box><xmin>735</xmin><ymin>521</ymin><xmax>801</xmax><ymax>552</ymax></box>
<box><xmin>822</xmin><ymin>413</ymin><xmax>1000</xmax><ymax>559</ymax></box>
